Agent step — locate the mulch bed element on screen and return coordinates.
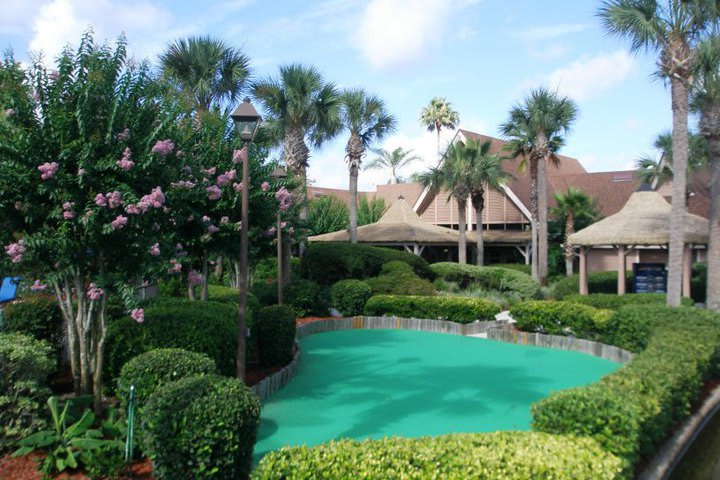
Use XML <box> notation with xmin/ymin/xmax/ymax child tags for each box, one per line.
<box><xmin>0</xmin><ymin>453</ymin><xmax>154</xmax><ymax>480</ymax></box>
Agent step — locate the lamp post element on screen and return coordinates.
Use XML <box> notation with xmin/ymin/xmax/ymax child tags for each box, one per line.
<box><xmin>270</xmin><ymin>167</ymin><xmax>288</xmax><ymax>304</ymax></box>
<box><xmin>231</xmin><ymin>97</ymin><xmax>261</xmax><ymax>381</ymax></box>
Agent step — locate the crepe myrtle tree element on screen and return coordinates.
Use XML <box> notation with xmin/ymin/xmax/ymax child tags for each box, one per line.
<box><xmin>0</xmin><ymin>34</ymin><xmax>186</xmax><ymax>408</ymax></box>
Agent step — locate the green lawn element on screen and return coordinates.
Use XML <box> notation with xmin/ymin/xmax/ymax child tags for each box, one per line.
<box><xmin>254</xmin><ymin>329</ymin><xmax>619</xmax><ymax>461</ymax></box>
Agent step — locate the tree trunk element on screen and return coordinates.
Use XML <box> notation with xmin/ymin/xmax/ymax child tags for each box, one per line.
<box><xmin>529</xmin><ymin>160</ymin><xmax>539</xmax><ymax>281</ymax></box>
<box><xmin>538</xmin><ymin>154</ymin><xmax>549</xmax><ymax>286</ymax></box>
<box><xmin>282</xmin><ymin>236</ymin><xmax>291</xmax><ymax>284</ymax></box>
<box><xmin>232</xmin><ymin>260</ymin><xmax>241</xmax><ymax>289</ymax></box>
<box><xmin>457</xmin><ymin>197</ymin><xmax>467</xmax><ymax>264</ymax></box>
<box><xmin>475</xmin><ymin>204</ymin><xmax>484</xmax><ymax>266</ymax></box>
<box><xmin>298</xmin><ymin>165</ymin><xmax>308</xmax><ymax>258</ymax></box>
<box><xmin>201</xmin><ymin>250</ymin><xmax>209</xmax><ymax>301</ymax></box>
<box><xmin>565</xmin><ymin>210</ymin><xmax>575</xmax><ymax>276</ymax></box>
<box><xmin>707</xmin><ymin>137</ymin><xmax>720</xmax><ymax>311</ymax></box>
<box><xmin>349</xmin><ymin>163</ymin><xmax>359</xmax><ymax>243</ymax></box>
<box><xmin>215</xmin><ymin>255</ymin><xmax>224</xmax><ymax>283</ymax></box>
<box><xmin>667</xmin><ymin>78</ymin><xmax>690</xmax><ymax>306</ymax></box>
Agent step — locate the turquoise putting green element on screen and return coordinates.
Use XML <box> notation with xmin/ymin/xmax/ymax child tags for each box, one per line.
<box><xmin>254</xmin><ymin>329</ymin><xmax>619</xmax><ymax>460</ymax></box>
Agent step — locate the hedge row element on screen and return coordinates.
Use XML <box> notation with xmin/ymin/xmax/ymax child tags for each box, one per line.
<box><xmin>253</xmin><ymin>305</ymin><xmax>296</xmax><ymax>367</ymax></box>
<box><xmin>510</xmin><ymin>301</ymin><xmax>612</xmax><ymax>339</ymax></box>
<box><xmin>564</xmin><ymin>293</ymin><xmax>693</xmax><ymax>311</ymax></box>
<box><xmin>430</xmin><ymin>262</ymin><xmax>540</xmax><ymax>300</ymax></box>
<box><xmin>301</xmin><ymin>242</ymin><xmax>433</xmax><ymax>284</ymax></box>
<box><xmin>551</xmin><ymin>271</ymin><xmax>633</xmax><ymax>299</ymax></box>
<box><xmin>532</xmin><ymin>306</ymin><xmax>720</xmax><ymax>476</ymax></box>
<box><xmin>253</xmin><ymin>431</ymin><xmax>622</xmax><ymax>479</ymax></box>
<box><xmin>364</xmin><ymin>295</ymin><xmax>501</xmax><ymax>324</ymax></box>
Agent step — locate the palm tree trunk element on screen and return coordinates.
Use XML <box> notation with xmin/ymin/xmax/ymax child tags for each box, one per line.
<box><xmin>349</xmin><ymin>164</ymin><xmax>359</xmax><ymax>243</ymax></box>
<box><xmin>565</xmin><ymin>211</ymin><xmax>575</xmax><ymax>276</ymax></box>
<box><xmin>475</xmin><ymin>204</ymin><xmax>484</xmax><ymax>266</ymax></box>
<box><xmin>298</xmin><ymin>165</ymin><xmax>309</xmax><ymax>257</ymax></box>
<box><xmin>707</xmin><ymin>136</ymin><xmax>720</xmax><ymax>311</ymax></box>
<box><xmin>215</xmin><ymin>255</ymin><xmax>224</xmax><ymax>283</ymax></box>
<box><xmin>529</xmin><ymin>160</ymin><xmax>539</xmax><ymax>281</ymax></box>
<box><xmin>667</xmin><ymin>78</ymin><xmax>690</xmax><ymax>306</ymax></box>
<box><xmin>458</xmin><ymin>197</ymin><xmax>467</xmax><ymax>264</ymax></box>
<box><xmin>537</xmin><ymin>155</ymin><xmax>549</xmax><ymax>286</ymax></box>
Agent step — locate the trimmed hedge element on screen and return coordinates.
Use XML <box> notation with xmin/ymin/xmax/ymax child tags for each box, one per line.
<box><xmin>532</xmin><ymin>306</ymin><xmax>720</xmax><ymax>476</ymax></box>
<box><xmin>2</xmin><ymin>296</ymin><xmax>64</xmax><ymax>357</ymax></box>
<box><xmin>301</xmin><ymin>242</ymin><xmax>433</xmax><ymax>284</ymax></box>
<box><xmin>283</xmin><ymin>279</ymin><xmax>325</xmax><ymax>317</ymax></box>
<box><xmin>0</xmin><ymin>333</ymin><xmax>54</xmax><ymax>453</ymax></box>
<box><xmin>105</xmin><ymin>299</ymin><xmax>237</xmax><ymax>383</ymax></box>
<box><xmin>490</xmin><ymin>263</ymin><xmax>531</xmax><ymax>275</ymax></box>
<box><xmin>253</xmin><ymin>305</ymin><xmax>297</xmax><ymax>367</ymax></box>
<box><xmin>208</xmin><ymin>284</ymin><xmax>260</xmax><ymax>309</ymax></box>
<box><xmin>364</xmin><ymin>295</ymin><xmax>501</xmax><ymax>324</ymax></box>
<box><xmin>366</xmin><ymin>263</ymin><xmax>436</xmax><ymax>297</ymax></box>
<box><xmin>564</xmin><ymin>292</ymin><xmax>693</xmax><ymax>310</ymax></box>
<box><xmin>331</xmin><ymin>280</ymin><xmax>372</xmax><ymax>316</ymax></box>
<box><xmin>253</xmin><ymin>431</ymin><xmax>622</xmax><ymax>479</ymax></box>
<box><xmin>551</xmin><ymin>271</ymin><xmax>633</xmax><ymax>299</ymax></box>
<box><xmin>430</xmin><ymin>262</ymin><xmax>540</xmax><ymax>300</ymax></box>
<box><xmin>510</xmin><ymin>301</ymin><xmax>613</xmax><ymax>339</ymax></box>
<box><xmin>144</xmin><ymin>374</ymin><xmax>261</xmax><ymax>480</ymax></box>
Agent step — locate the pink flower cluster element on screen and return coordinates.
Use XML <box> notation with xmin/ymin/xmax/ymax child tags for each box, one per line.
<box><xmin>201</xmin><ymin>215</ymin><xmax>211</xmax><ymax>223</ymax></box>
<box><xmin>207</xmin><ymin>224</ymin><xmax>220</xmax><ymax>234</ymax></box>
<box><xmin>5</xmin><ymin>240</ymin><xmax>24</xmax><ymax>263</ymax></box>
<box><xmin>137</xmin><ymin>187</ymin><xmax>165</xmax><ymax>212</ymax></box>
<box><xmin>111</xmin><ymin>215</ymin><xmax>128</xmax><ymax>230</ymax></box>
<box><xmin>261</xmin><ymin>181</ymin><xmax>270</xmax><ymax>192</ymax></box>
<box><xmin>266</xmin><ymin>226</ymin><xmax>276</xmax><ymax>237</ymax></box>
<box><xmin>232</xmin><ymin>148</ymin><xmax>247</xmax><ymax>164</ymax></box>
<box><xmin>220</xmin><ymin>216</ymin><xmax>229</xmax><ymax>224</ymax></box>
<box><xmin>151</xmin><ymin>139</ymin><xmax>174</xmax><ymax>156</ymax></box>
<box><xmin>150</xmin><ymin>243</ymin><xmax>160</xmax><ymax>256</ymax></box>
<box><xmin>116</xmin><ymin>127</ymin><xmax>129</xmax><ymax>141</ymax></box>
<box><xmin>30</xmin><ymin>280</ymin><xmax>47</xmax><ymax>292</ymax></box>
<box><xmin>233</xmin><ymin>182</ymin><xmax>244</xmax><ymax>192</ymax></box>
<box><xmin>108</xmin><ymin>191</ymin><xmax>123</xmax><ymax>208</ymax></box>
<box><xmin>5</xmin><ymin>108</ymin><xmax>15</xmax><ymax>118</ymax></box>
<box><xmin>171</xmin><ymin>180</ymin><xmax>196</xmax><ymax>189</ymax></box>
<box><xmin>275</xmin><ymin>187</ymin><xmax>292</xmax><ymax>212</ymax></box>
<box><xmin>131</xmin><ymin>308</ymin><xmax>144</xmax><ymax>323</ymax></box>
<box><xmin>168</xmin><ymin>259</ymin><xmax>182</xmax><ymax>274</ymax></box>
<box><xmin>86</xmin><ymin>283</ymin><xmax>104</xmax><ymax>300</ymax></box>
<box><xmin>201</xmin><ymin>167</ymin><xmax>216</xmax><ymax>176</ymax></box>
<box><xmin>216</xmin><ymin>169</ymin><xmax>237</xmax><ymax>187</ymax></box>
<box><xmin>38</xmin><ymin>162</ymin><xmax>59</xmax><ymax>180</ymax></box>
<box><xmin>117</xmin><ymin>148</ymin><xmax>134</xmax><ymax>170</ymax></box>
<box><xmin>62</xmin><ymin>202</ymin><xmax>74</xmax><ymax>219</ymax></box>
<box><xmin>188</xmin><ymin>270</ymin><xmax>203</xmax><ymax>286</ymax></box>
<box><xmin>206</xmin><ymin>185</ymin><xmax>222</xmax><ymax>201</ymax></box>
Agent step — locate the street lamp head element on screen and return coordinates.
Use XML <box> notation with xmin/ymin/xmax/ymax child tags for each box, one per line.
<box><xmin>231</xmin><ymin>97</ymin><xmax>262</xmax><ymax>142</ymax></box>
<box><xmin>270</xmin><ymin>166</ymin><xmax>288</xmax><ymax>179</ymax></box>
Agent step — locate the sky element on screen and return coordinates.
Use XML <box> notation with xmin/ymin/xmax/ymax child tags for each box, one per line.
<box><xmin>1</xmin><ymin>0</ymin><xmax>675</xmax><ymax>191</ymax></box>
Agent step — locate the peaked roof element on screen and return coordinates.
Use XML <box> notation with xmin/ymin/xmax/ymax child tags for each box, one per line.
<box><xmin>568</xmin><ymin>191</ymin><xmax>709</xmax><ymax>246</ymax></box>
<box><xmin>308</xmin><ymin>197</ymin><xmax>462</xmax><ymax>244</ymax></box>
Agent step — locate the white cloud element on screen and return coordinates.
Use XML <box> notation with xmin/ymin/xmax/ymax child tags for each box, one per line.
<box><xmin>521</xmin><ymin>50</ymin><xmax>636</xmax><ymax>102</ymax></box>
<box><xmin>519</xmin><ymin>23</ymin><xmax>592</xmax><ymax>41</ymax></box>
<box><xmin>576</xmin><ymin>151</ymin><xmax>636</xmax><ymax>172</ymax></box>
<box><xmin>354</xmin><ymin>0</ymin><xmax>480</xmax><ymax>70</ymax></box>
<box><xmin>528</xmin><ymin>43</ymin><xmax>569</xmax><ymax>62</ymax></box>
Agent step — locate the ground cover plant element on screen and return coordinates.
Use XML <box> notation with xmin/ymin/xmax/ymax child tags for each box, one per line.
<box><xmin>430</xmin><ymin>262</ymin><xmax>540</xmax><ymax>300</ymax></box>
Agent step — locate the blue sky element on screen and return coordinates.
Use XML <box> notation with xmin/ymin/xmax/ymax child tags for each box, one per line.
<box><xmin>1</xmin><ymin>0</ymin><xmax>673</xmax><ymax>190</ymax></box>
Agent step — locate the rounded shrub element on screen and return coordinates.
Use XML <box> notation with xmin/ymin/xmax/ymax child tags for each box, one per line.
<box><xmin>253</xmin><ymin>305</ymin><xmax>297</xmax><ymax>367</ymax></box>
<box><xmin>331</xmin><ymin>280</ymin><xmax>372</xmax><ymax>316</ymax></box>
<box><xmin>510</xmin><ymin>301</ymin><xmax>611</xmax><ymax>339</ymax></box>
<box><xmin>144</xmin><ymin>374</ymin><xmax>261</xmax><ymax>480</ymax></box>
<box><xmin>283</xmin><ymin>279</ymin><xmax>325</xmax><ymax>317</ymax></box>
<box><xmin>430</xmin><ymin>263</ymin><xmax>540</xmax><ymax>300</ymax></box>
<box><xmin>364</xmin><ymin>295</ymin><xmax>501</xmax><ymax>324</ymax></box>
<box><xmin>551</xmin><ymin>271</ymin><xmax>632</xmax><ymax>299</ymax></box>
<box><xmin>366</xmin><ymin>269</ymin><xmax>436</xmax><ymax>296</ymax></box>
<box><xmin>2</xmin><ymin>295</ymin><xmax>63</xmax><ymax>356</ymax></box>
<box><xmin>380</xmin><ymin>260</ymin><xmax>414</xmax><ymax>275</ymax></box>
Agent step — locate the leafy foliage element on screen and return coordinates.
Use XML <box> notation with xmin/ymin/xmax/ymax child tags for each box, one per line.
<box><xmin>366</xmin><ymin>262</ymin><xmax>436</xmax><ymax>296</ymax></box>
<box><xmin>364</xmin><ymin>147</ymin><xmax>420</xmax><ymax>184</ymax></box>
<box><xmin>307</xmin><ymin>196</ymin><xmax>349</xmax><ymax>236</ymax></box>
<box><xmin>364</xmin><ymin>295</ymin><xmax>501</xmax><ymax>324</ymax></box>
<box><xmin>1</xmin><ymin>295</ymin><xmax>64</xmax><ymax>357</ymax></box>
<box><xmin>564</xmin><ymin>292</ymin><xmax>693</xmax><ymax>311</ymax></box>
<box><xmin>430</xmin><ymin>262</ymin><xmax>540</xmax><ymax>299</ymax></box>
<box><xmin>510</xmin><ymin>300</ymin><xmax>613</xmax><ymax>339</ymax></box>
<box><xmin>331</xmin><ymin>279</ymin><xmax>373</xmax><ymax>316</ymax></box>
<box><xmin>551</xmin><ymin>271</ymin><xmax>633</xmax><ymax>299</ymax></box>
<box><xmin>253</xmin><ymin>305</ymin><xmax>297</xmax><ymax>367</ymax></box>
<box><xmin>283</xmin><ymin>278</ymin><xmax>326</xmax><ymax>317</ymax></box>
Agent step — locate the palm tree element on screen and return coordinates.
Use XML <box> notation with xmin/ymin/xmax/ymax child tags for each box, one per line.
<box><xmin>465</xmin><ymin>140</ymin><xmax>511</xmax><ymax>266</ymax></box>
<box><xmin>551</xmin><ymin>188</ymin><xmax>598</xmax><ymax>276</ymax></box>
<box><xmin>599</xmin><ymin>0</ymin><xmax>718</xmax><ymax>306</ymax></box>
<box><xmin>365</xmin><ymin>147</ymin><xmax>420</xmax><ymax>183</ymax></box>
<box><xmin>358</xmin><ymin>197</ymin><xmax>387</xmax><ymax>225</ymax></box>
<box><xmin>692</xmin><ymin>35</ymin><xmax>720</xmax><ymax>311</ymax></box>
<box><xmin>635</xmin><ymin>132</ymin><xmax>707</xmax><ymax>187</ymax></box>
<box><xmin>252</xmin><ymin>64</ymin><xmax>342</xmax><ymax>254</ymax></box>
<box><xmin>340</xmin><ymin>89</ymin><xmax>396</xmax><ymax>243</ymax></box>
<box><xmin>420</xmin><ymin>97</ymin><xmax>460</xmax><ymax>155</ymax></box>
<box><xmin>160</xmin><ymin>35</ymin><xmax>250</xmax><ymax>112</ymax></box>
<box><xmin>500</xmin><ymin>87</ymin><xmax>578</xmax><ymax>285</ymax></box>
<box><xmin>418</xmin><ymin>142</ymin><xmax>474</xmax><ymax>264</ymax></box>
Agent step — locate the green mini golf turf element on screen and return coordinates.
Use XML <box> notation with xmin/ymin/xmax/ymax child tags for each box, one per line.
<box><xmin>253</xmin><ymin>329</ymin><xmax>619</xmax><ymax>460</ymax></box>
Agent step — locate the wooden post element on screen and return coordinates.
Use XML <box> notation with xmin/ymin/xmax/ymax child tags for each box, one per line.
<box><xmin>579</xmin><ymin>247</ymin><xmax>588</xmax><ymax>295</ymax></box>
<box><xmin>277</xmin><ymin>212</ymin><xmax>283</xmax><ymax>305</ymax></box>
<box><xmin>683</xmin><ymin>244</ymin><xmax>692</xmax><ymax>299</ymax></box>
<box><xmin>618</xmin><ymin>245</ymin><xmax>626</xmax><ymax>295</ymax></box>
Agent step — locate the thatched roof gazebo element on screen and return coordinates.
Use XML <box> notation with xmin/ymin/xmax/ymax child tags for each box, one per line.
<box><xmin>568</xmin><ymin>190</ymin><xmax>708</xmax><ymax>296</ymax></box>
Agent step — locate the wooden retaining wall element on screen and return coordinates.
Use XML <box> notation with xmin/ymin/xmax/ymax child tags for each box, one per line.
<box><xmin>251</xmin><ymin>340</ymin><xmax>301</xmax><ymax>402</ymax></box>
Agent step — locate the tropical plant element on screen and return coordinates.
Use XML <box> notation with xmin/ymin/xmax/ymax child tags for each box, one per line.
<box><xmin>358</xmin><ymin>196</ymin><xmax>387</xmax><ymax>225</ymax></box>
<box><xmin>465</xmin><ymin>139</ymin><xmax>511</xmax><ymax>266</ymax></box>
<box><xmin>160</xmin><ymin>35</ymin><xmax>250</xmax><ymax>113</ymax></box>
<box><xmin>599</xmin><ymin>0</ymin><xmax>719</xmax><ymax>306</ymax></box>
<box><xmin>550</xmin><ymin>188</ymin><xmax>599</xmax><ymax>276</ymax></box>
<box><xmin>252</xmin><ymin>64</ymin><xmax>342</xmax><ymax>252</ymax></box>
<box><xmin>307</xmin><ymin>196</ymin><xmax>349</xmax><ymax>235</ymax></box>
<box><xmin>420</xmin><ymin>97</ymin><xmax>460</xmax><ymax>155</ymax></box>
<box><xmin>364</xmin><ymin>147</ymin><xmax>421</xmax><ymax>184</ymax></box>
<box><xmin>500</xmin><ymin>87</ymin><xmax>578</xmax><ymax>285</ymax></box>
<box><xmin>635</xmin><ymin>131</ymin><xmax>707</xmax><ymax>186</ymax></box>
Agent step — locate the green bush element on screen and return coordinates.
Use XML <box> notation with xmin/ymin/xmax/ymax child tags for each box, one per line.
<box><xmin>301</xmin><ymin>242</ymin><xmax>434</xmax><ymax>284</ymax></box>
<box><xmin>0</xmin><ymin>333</ymin><xmax>54</xmax><ymax>453</ymax></box>
<box><xmin>158</xmin><ymin>276</ymin><xmax>185</xmax><ymax>297</ymax></box>
<box><xmin>564</xmin><ymin>293</ymin><xmax>693</xmax><ymax>310</ymax></box>
<box><xmin>283</xmin><ymin>279</ymin><xmax>325</xmax><ymax>318</ymax></box>
<box><xmin>366</xmin><ymin>265</ymin><xmax>436</xmax><ymax>297</ymax></box>
<box><xmin>490</xmin><ymin>263</ymin><xmax>532</xmax><ymax>275</ymax></box>
<box><xmin>2</xmin><ymin>296</ymin><xmax>64</xmax><ymax>356</ymax></box>
<box><xmin>331</xmin><ymin>280</ymin><xmax>373</xmax><ymax>316</ymax></box>
<box><xmin>430</xmin><ymin>262</ymin><xmax>540</xmax><ymax>300</ymax></box>
<box><xmin>532</xmin><ymin>306</ymin><xmax>720</xmax><ymax>475</ymax></box>
<box><xmin>691</xmin><ymin>262</ymin><xmax>706</xmax><ymax>303</ymax></box>
<box><xmin>253</xmin><ymin>305</ymin><xmax>297</xmax><ymax>367</ymax></box>
<box><xmin>510</xmin><ymin>301</ymin><xmax>613</xmax><ymax>339</ymax></box>
<box><xmin>252</xmin><ymin>281</ymin><xmax>278</xmax><ymax>306</ymax></box>
<box><xmin>144</xmin><ymin>374</ymin><xmax>261</xmax><ymax>480</ymax></box>
<box><xmin>207</xmin><ymin>284</ymin><xmax>259</xmax><ymax>308</ymax></box>
<box><xmin>364</xmin><ymin>295</ymin><xmax>501</xmax><ymax>324</ymax></box>
<box><xmin>105</xmin><ymin>299</ymin><xmax>237</xmax><ymax>383</ymax></box>
<box><xmin>254</xmin><ymin>431</ymin><xmax>622</xmax><ymax>479</ymax></box>
<box><xmin>551</xmin><ymin>271</ymin><xmax>633</xmax><ymax>299</ymax></box>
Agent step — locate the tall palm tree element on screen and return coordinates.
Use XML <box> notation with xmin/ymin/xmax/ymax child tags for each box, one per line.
<box><xmin>252</xmin><ymin>64</ymin><xmax>342</xmax><ymax>254</ymax></box>
<box><xmin>465</xmin><ymin>140</ymin><xmax>511</xmax><ymax>266</ymax></box>
<box><xmin>692</xmin><ymin>35</ymin><xmax>720</xmax><ymax>311</ymax></box>
<box><xmin>365</xmin><ymin>147</ymin><xmax>420</xmax><ymax>183</ymax></box>
<box><xmin>340</xmin><ymin>89</ymin><xmax>396</xmax><ymax>243</ymax></box>
<box><xmin>420</xmin><ymin>97</ymin><xmax>460</xmax><ymax>155</ymax></box>
<box><xmin>418</xmin><ymin>142</ymin><xmax>474</xmax><ymax>264</ymax></box>
<box><xmin>635</xmin><ymin>131</ymin><xmax>707</xmax><ymax>187</ymax></box>
<box><xmin>160</xmin><ymin>35</ymin><xmax>250</xmax><ymax>112</ymax></box>
<box><xmin>599</xmin><ymin>0</ymin><xmax>719</xmax><ymax>306</ymax></box>
<box><xmin>500</xmin><ymin>87</ymin><xmax>578</xmax><ymax>285</ymax></box>
<box><xmin>551</xmin><ymin>188</ymin><xmax>598</xmax><ymax>276</ymax></box>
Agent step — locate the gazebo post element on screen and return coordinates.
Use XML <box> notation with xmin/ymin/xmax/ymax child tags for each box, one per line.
<box><xmin>579</xmin><ymin>247</ymin><xmax>588</xmax><ymax>296</ymax></box>
<box><xmin>683</xmin><ymin>244</ymin><xmax>692</xmax><ymax>298</ymax></box>
<box><xmin>617</xmin><ymin>245</ymin><xmax>626</xmax><ymax>295</ymax></box>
